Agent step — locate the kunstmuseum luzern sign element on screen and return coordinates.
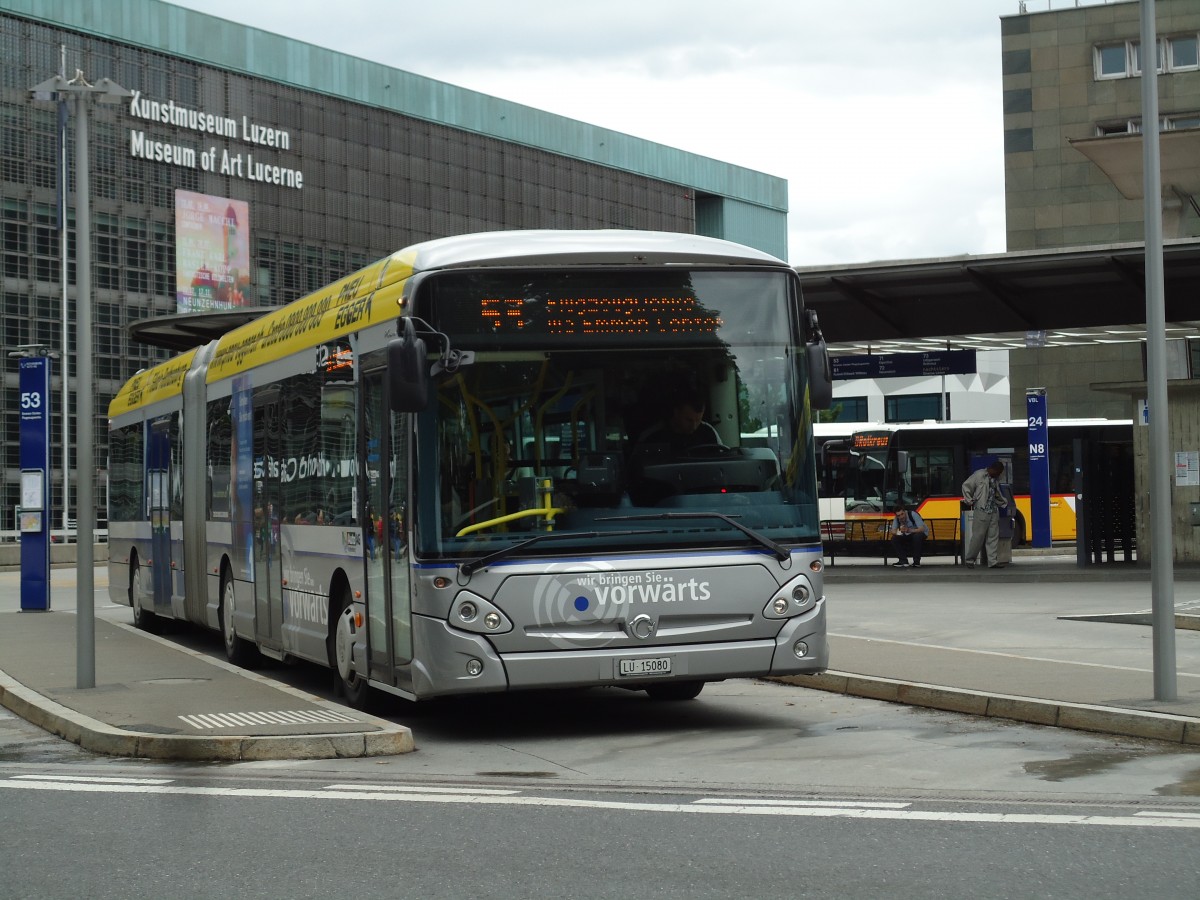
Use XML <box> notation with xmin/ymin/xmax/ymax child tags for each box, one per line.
<box><xmin>127</xmin><ymin>91</ymin><xmax>304</xmax><ymax>189</ymax></box>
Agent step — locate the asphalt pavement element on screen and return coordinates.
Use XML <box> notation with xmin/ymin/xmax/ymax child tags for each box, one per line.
<box><xmin>1</xmin><ymin>551</ymin><xmax>1198</xmax><ymax>760</ymax></box>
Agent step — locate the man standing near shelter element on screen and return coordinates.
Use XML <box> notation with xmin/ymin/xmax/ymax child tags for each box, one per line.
<box><xmin>962</xmin><ymin>461</ymin><xmax>1008</xmax><ymax>568</ymax></box>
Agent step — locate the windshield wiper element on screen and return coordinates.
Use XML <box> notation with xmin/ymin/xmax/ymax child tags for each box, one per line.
<box><xmin>460</xmin><ymin>529</ymin><xmax>664</xmax><ymax>577</ymax></box>
<box><xmin>597</xmin><ymin>512</ymin><xmax>790</xmax><ymax>562</ymax></box>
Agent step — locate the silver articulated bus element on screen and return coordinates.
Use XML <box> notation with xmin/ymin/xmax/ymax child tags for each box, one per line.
<box><xmin>108</xmin><ymin>229</ymin><xmax>834</xmax><ymax>706</ymax></box>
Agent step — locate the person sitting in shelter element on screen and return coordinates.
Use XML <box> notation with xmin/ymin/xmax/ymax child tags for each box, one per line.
<box><xmin>889</xmin><ymin>500</ymin><xmax>928</xmax><ymax>568</ymax></box>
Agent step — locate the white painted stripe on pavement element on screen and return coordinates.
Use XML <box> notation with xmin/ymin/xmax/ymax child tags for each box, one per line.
<box><xmin>178</xmin><ymin>709</ymin><xmax>362</xmax><ymax>729</ymax></box>
<box><xmin>0</xmin><ymin>778</ymin><xmax>1197</xmax><ymax>830</ymax></box>
<box><xmin>829</xmin><ymin>632</ymin><xmax>1200</xmax><ymax>679</ymax></box>
<box><xmin>323</xmin><ymin>784</ymin><xmax>519</xmax><ymax>795</ymax></box>
<box><xmin>12</xmin><ymin>774</ymin><xmax>172</xmax><ymax>785</ymax></box>
<box><xmin>696</xmin><ymin>801</ymin><xmax>907</xmax><ymax>816</ymax></box>
<box><xmin>1135</xmin><ymin>810</ymin><xmax>1200</xmax><ymax>820</ymax></box>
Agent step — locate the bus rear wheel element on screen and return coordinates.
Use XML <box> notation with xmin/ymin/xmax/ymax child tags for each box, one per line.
<box><xmin>220</xmin><ymin>570</ymin><xmax>260</xmax><ymax>668</ymax></box>
<box><xmin>129</xmin><ymin>563</ymin><xmax>158</xmax><ymax>633</ymax></box>
<box><xmin>645</xmin><ymin>681</ymin><xmax>704</xmax><ymax>701</ymax></box>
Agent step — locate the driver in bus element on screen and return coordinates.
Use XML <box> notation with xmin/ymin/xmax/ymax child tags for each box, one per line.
<box><xmin>635</xmin><ymin>383</ymin><xmax>723</xmax><ymax>456</ymax></box>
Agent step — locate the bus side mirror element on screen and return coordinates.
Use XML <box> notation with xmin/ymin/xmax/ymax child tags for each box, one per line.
<box><xmin>803</xmin><ymin>308</ymin><xmax>833</xmax><ymax>410</ymax></box>
<box><xmin>388</xmin><ymin>319</ymin><xmax>430</xmax><ymax>412</ymax></box>
<box><xmin>806</xmin><ymin>341</ymin><xmax>833</xmax><ymax>410</ymax></box>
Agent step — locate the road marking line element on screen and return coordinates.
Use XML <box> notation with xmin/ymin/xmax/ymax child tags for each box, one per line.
<box><xmin>323</xmin><ymin>784</ymin><xmax>519</xmax><ymax>795</ymax></box>
<box><xmin>829</xmin><ymin>633</ymin><xmax>1200</xmax><ymax>679</ymax></box>
<box><xmin>1135</xmin><ymin>810</ymin><xmax>1200</xmax><ymax>820</ymax></box>
<box><xmin>0</xmin><ymin>778</ymin><xmax>1197</xmax><ymax>829</ymax></box>
<box><xmin>696</xmin><ymin>801</ymin><xmax>907</xmax><ymax>816</ymax></box>
<box><xmin>12</xmin><ymin>774</ymin><xmax>172</xmax><ymax>785</ymax></box>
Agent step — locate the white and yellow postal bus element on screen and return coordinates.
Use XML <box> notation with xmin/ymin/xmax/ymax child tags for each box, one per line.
<box><xmin>108</xmin><ymin>230</ymin><xmax>833</xmax><ymax>706</ymax></box>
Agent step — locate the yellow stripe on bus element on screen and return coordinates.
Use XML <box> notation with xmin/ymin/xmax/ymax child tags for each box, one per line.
<box><xmin>205</xmin><ymin>249</ymin><xmax>416</xmax><ymax>384</ymax></box>
<box><xmin>915</xmin><ymin>496</ymin><xmax>1078</xmax><ymax>541</ymax></box>
<box><xmin>108</xmin><ymin>348</ymin><xmax>198</xmax><ymax>417</ymax></box>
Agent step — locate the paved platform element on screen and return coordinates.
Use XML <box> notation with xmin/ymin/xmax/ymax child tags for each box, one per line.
<box><xmin>1</xmin><ymin>552</ymin><xmax>1198</xmax><ymax>758</ymax></box>
<box><xmin>782</xmin><ymin>550</ymin><xmax>1200</xmax><ymax>745</ymax></box>
<box><xmin>0</xmin><ymin>610</ymin><xmax>413</xmax><ymax>761</ymax></box>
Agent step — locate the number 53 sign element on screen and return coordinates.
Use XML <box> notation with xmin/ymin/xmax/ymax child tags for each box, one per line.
<box><xmin>19</xmin><ymin>355</ymin><xmax>51</xmax><ymax>610</ymax></box>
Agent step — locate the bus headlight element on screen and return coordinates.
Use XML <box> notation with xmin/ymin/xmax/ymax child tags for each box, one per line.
<box><xmin>763</xmin><ymin>575</ymin><xmax>818</xmax><ymax>619</ymax></box>
<box><xmin>450</xmin><ymin>591</ymin><xmax>513</xmax><ymax>635</ymax></box>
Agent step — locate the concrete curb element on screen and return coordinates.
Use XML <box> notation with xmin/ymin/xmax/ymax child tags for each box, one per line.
<box><xmin>0</xmin><ymin>667</ymin><xmax>414</xmax><ymax>760</ymax></box>
<box><xmin>772</xmin><ymin>672</ymin><xmax>1200</xmax><ymax>746</ymax></box>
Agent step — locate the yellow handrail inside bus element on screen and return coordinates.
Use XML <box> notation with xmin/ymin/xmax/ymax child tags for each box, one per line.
<box><xmin>455</xmin><ymin>478</ymin><xmax>564</xmax><ymax>537</ymax></box>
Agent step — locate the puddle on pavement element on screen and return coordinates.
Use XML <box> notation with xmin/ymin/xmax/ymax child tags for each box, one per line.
<box><xmin>1026</xmin><ymin>749</ymin><xmax>1145</xmax><ymax>781</ymax></box>
<box><xmin>1026</xmin><ymin>746</ymin><xmax>1200</xmax><ymax>796</ymax></box>
<box><xmin>1155</xmin><ymin>768</ymin><xmax>1200</xmax><ymax>796</ymax></box>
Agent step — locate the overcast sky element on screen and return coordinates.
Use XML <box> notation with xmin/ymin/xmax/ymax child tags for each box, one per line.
<box><xmin>163</xmin><ymin>0</ymin><xmax>1091</xmax><ymax>266</ymax></box>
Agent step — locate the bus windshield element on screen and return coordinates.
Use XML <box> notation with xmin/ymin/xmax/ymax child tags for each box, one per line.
<box><xmin>414</xmin><ymin>268</ymin><xmax>819</xmax><ymax>559</ymax></box>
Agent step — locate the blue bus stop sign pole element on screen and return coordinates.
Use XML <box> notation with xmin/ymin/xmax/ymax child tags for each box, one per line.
<box><xmin>19</xmin><ymin>356</ymin><xmax>52</xmax><ymax>611</ymax></box>
<box><xmin>1026</xmin><ymin>388</ymin><xmax>1052</xmax><ymax>548</ymax></box>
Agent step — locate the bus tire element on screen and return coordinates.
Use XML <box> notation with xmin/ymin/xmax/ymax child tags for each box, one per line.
<box><xmin>329</xmin><ymin>586</ymin><xmax>372</xmax><ymax>711</ymax></box>
<box><xmin>129</xmin><ymin>562</ymin><xmax>158</xmax><ymax>633</ymax></box>
<box><xmin>220</xmin><ymin>567</ymin><xmax>260</xmax><ymax>668</ymax></box>
<box><xmin>645</xmin><ymin>681</ymin><xmax>704</xmax><ymax>702</ymax></box>
<box><xmin>1013</xmin><ymin>513</ymin><xmax>1027</xmax><ymax>547</ymax></box>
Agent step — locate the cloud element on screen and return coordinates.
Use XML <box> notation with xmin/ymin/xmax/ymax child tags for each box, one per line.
<box><xmin>166</xmin><ymin>0</ymin><xmax>1022</xmax><ymax>263</ymax></box>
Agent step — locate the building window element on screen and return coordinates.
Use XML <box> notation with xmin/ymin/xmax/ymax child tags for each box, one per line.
<box><xmin>827</xmin><ymin>396</ymin><xmax>869</xmax><ymax>423</ymax></box>
<box><xmin>884</xmin><ymin>393</ymin><xmax>942</xmax><ymax>423</ymax></box>
<box><xmin>1167</xmin><ymin>113</ymin><xmax>1200</xmax><ymax>130</ymax></box>
<box><xmin>1095</xmin><ymin>43</ymin><xmax>1130</xmax><ymax>79</ymax></box>
<box><xmin>1131</xmin><ymin>40</ymin><xmax>1165</xmax><ymax>75</ymax></box>
<box><xmin>1096</xmin><ymin>35</ymin><xmax>1199</xmax><ymax>80</ymax></box>
<box><xmin>1096</xmin><ymin>113</ymin><xmax>1200</xmax><ymax>137</ymax></box>
<box><xmin>1169</xmin><ymin>34</ymin><xmax>1199</xmax><ymax>71</ymax></box>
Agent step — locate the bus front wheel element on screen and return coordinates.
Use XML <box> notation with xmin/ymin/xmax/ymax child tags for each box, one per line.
<box><xmin>330</xmin><ymin>588</ymin><xmax>372</xmax><ymax>710</ymax></box>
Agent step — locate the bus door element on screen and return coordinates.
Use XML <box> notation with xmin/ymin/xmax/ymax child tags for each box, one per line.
<box><xmin>252</xmin><ymin>387</ymin><xmax>283</xmax><ymax>650</ymax></box>
<box><xmin>147</xmin><ymin>417</ymin><xmax>173</xmax><ymax>614</ymax></box>
<box><xmin>360</xmin><ymin>367</ymin><xmax>413</xmax><ymax>689</ymax></box>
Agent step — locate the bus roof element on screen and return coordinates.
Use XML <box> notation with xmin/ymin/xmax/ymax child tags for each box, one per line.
<box><xmin>399</xmin><ymin>229</ymin><xmax>787</xmax><ymax>270</ymax></box>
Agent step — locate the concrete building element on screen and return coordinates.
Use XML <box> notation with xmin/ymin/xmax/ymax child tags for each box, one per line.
<box><xmin>0</xmin><ymin>0</ymin><xmax>788</xmax><ymax>535</ymax></box>
<box><xmin>1001</xmin><ymin>0</ymin><xmax>1200</xmax><ymax>420</ymax></box>
<box><xmin>1002</xmin><ymin>0</ymin><xmax>1200</xmax><ymax>251</ymax></box>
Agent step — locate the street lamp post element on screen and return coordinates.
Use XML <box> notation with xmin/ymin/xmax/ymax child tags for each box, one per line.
<box><xmin>30</xmin><ymin>70</ymin><xmax>131</xmax><ymax>690</ymax></box>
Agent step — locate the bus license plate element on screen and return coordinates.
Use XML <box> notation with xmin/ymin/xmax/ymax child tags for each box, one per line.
<box><xmin>619</xmin><ymin>657</ymin><xmax>672</xmax><ymax>677</ymax></box>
